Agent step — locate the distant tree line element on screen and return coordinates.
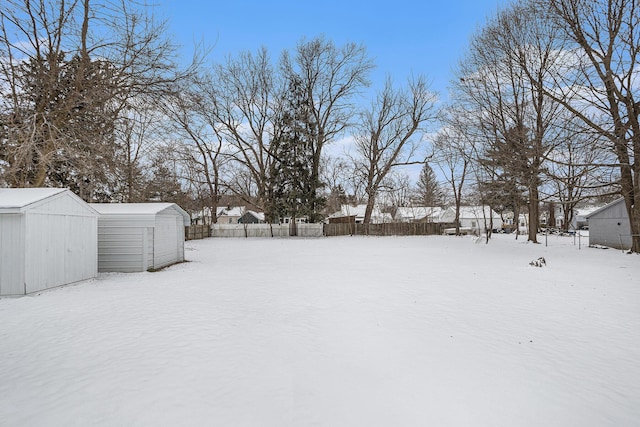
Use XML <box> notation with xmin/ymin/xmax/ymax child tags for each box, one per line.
<box><xmin>1</xmin><ymin>0</ymin><xmax>637</xmax><ymax>252</ymax></box>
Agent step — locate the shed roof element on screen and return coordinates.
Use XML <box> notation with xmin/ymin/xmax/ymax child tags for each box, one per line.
<box><xmin>0</xmin><ymin>188</ymin><xmax>66</xmax><ymax>210</ymax></box>
<box><xmin>585</xmin><ymin>198</ymin><xmax>625</xmax><ymax>219</ymax></box>
<box><xmin>90</xmin><ymin>202</ymin><xmax>190</xmax><ymax>225</ymax></box>
<box><xmin>0</xmin><ymin>188</ymin><xmax>96</xmax><ymax>215</ymax></box>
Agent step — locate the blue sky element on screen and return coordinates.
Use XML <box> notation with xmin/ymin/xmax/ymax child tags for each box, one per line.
<box><xmin>158</xmin><ymin>1</ymin><xmax>507</xmax><ymax>101</ymax></box>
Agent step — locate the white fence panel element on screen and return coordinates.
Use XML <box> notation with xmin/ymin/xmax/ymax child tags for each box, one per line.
<box><xmin>297</xmin><ymin>224</ymin><xmax>323</xmax><ymax>237</ymax></box>
<box><xmin>210</xmin><ymin>223</ymin><xmax>323</xmax><ymax>238</ymax></box>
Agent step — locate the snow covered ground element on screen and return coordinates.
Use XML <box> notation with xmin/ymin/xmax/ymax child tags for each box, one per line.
<box><xmin>1</xmin><ymin>234</ymin><xmax>639</xmax><ymax>426</ymax></box>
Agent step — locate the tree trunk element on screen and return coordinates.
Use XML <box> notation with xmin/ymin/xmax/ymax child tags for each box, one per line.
<box><xmin>528</xmin><ymin>187</ymin><xmax>539</xmax><ymax>243</ymax></box>
<box><xmin>629</xmin><ymin>191</ymin><xmax>640</xmax><ymax>253</ymax></box>
<box><xmin>363</xmin><ymin>195</ymin><xmax>376</xmax><ymax>235</ymax></box>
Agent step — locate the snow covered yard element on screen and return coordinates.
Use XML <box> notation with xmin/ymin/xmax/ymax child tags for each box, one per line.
<box><xmin>1</xmin><ymin>235</ymin><xmax>639</xmax><ymax>426</ymax></box>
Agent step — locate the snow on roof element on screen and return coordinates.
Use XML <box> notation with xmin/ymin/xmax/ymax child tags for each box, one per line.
<box><xmin>585</xmin><ymin>198</ymin><xmax>625</xmax><ymax>218</ymax></box>
<box><xmin>329</xmin><ymin>204</ymin><xmax>375</xmax><ymax>218</ymax></box>
<box><xmin>90</xmin><ymin>203</ymin><xmax>190</xmax><ymax>225</ymax></box>
<box><xmin>575</xmin><ymin>205</ymin><xmax>605</xmax><ymax>217</ymax></box>
<box><xmin>327</xmin><ymin>204</ymin><xmax>392</xmax><ymax>223</ymax></box>
<box><xmin>395</xmin><ymin>206</ymin><xmax>443</xmax><ymax>219</ymax></box>
<box><xmin>457</xmin><ymin>206</ymin><xmax>500</xmax><ymax>219</ymax></box>
<box><xmin>218</xmin><ymin>206</ymin><xmax>246</xmax><ymax>217</ymax></box>
<box><xmin>0</xmin><ymin>188</ymin><xmax>67</xmax><ymax>209</ymax></box>
<box><xmin>245</xmin><ymin>210</ymin><xmax>265</xmax><ymax>221</ymax></box>
<box><xmin>91</xmin><ymin>203</ymin><xmax>178</xmax><ymax>215</ymax></box>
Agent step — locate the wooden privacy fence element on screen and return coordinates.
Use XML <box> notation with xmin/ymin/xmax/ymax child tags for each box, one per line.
<box><xmin>187</xmin><ymin>222</ymin><xmax>453</xmax><ymax>239</ymax></box>
<box><xmin>323</xmin><ymin>222</ymin><xmax>451</xmax><ymax>237</ymax></box>
<box><xmin>185</xmin><ymin>224</ymin><xmax>212</xmax><ymax>240</ymax></box>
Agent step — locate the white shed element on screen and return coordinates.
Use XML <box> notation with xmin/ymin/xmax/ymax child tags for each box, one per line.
<box><xmin>90</xmin><ymin>203</ymin><xmax>190</xmax><ymax>272</ymax></box>
<box><xmin>586</xmin><ymin>198</ymin><xmax>632</xmax><ymax>250</ymax></box>
<box><xmin>0</xmin><ymin>188</ymin><xmax>98</xmax><ymax>296</ymax></box>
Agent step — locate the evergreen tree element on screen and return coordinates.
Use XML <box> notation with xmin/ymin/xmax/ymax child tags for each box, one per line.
<box><xmin>416</xmin><ymin>163</ymin><xmax>444</xmax><ymax>206</ymax></box>
<box><xmin>267</xmin><ymin>76</ymin><xmax>325</xmax><ymax>225</ymax></box>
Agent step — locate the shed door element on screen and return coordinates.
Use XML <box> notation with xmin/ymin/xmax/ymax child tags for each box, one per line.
<box><xmin>153</xmin><ymin>213</ymin><xmax>180</xmax><ymax>269</ymax></box>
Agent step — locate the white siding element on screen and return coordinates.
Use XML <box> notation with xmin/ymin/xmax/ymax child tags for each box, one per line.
<box><xmin>176</xmin><ymin>215</ymin><xmax>185</xmax><ymax>263</ymax></box>
<box><xmin>92</xmin><ymin>204</ymin><xmax>187</xmax><ymax>272</ymax></box>
<box><xmin>24</xmin><ymin>211</ymin><xmax>97</xmax><ymax>294</ymax></box>
<box><xmin>0</xmin><ymin>189</ymin><xmax>98</xmax><ymax>296</ymax></box>
<box><xmin>0</xmin><ymin>214</ymin><xmax>25</xmax><ymax>296</ymax></box>
<box><xmin>153</xmin><ymin>212</ymin><xmax>183</xmax><ymax>269</ymax></box>
<box><xmin>97</xmin><ymin>224</ymin><xmax>154</xmax><ymax>273</ymax></box>
<box><xmin>210</xmin><ymin>223</ymin><xmax>324</xmax><ymax>237</ymax></box>
<box><xmin>588</xmin><ymin>200</ymin><xmax>632</xmax><ymax>249</ymax></box>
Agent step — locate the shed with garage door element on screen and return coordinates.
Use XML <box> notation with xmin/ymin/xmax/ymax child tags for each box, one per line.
<box><xmin>90</xmin><ymin>203</ymin><xmax>191</xmax><ymax>272</ymax></box>
<box><xmin>0</xmin><ymin>188</ymin><xmax>98</xmax><ymax>296</ymax></box>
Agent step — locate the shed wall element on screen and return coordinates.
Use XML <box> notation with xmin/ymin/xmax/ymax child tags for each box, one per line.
<box><xmin>24</xmin><ymin>211</ymin><xmax>97</xmax><ymax>293</ymax></box>
<box><xmin>588</xmin><ymin>201</ymin><xmax>632</xmax><ymax>250</ymax></box>
<box><xmin>153</xmin><ymin>212</ymin><xmax>184</xmax><ymax>269</ymax></box>
<box><xmin>1</xmin><ymin>191</ymin><xmax>97</xmax><ymax>296</ymax></box>
<box><xmin>0</xmin><ymin>214</ymin><xmax>25</xmax><ymax>296</ymax></box>
<box><xmin>96</xmin><ymin>217</ymin><xmax>154</xmax><ymax>272</ymax></box>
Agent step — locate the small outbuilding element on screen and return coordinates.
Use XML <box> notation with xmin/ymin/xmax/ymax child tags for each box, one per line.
<box><xmin>0</xmin><ymin>188</ymin><xmax>98</xmax><ymax>296</ymax></box>
<box><xmin>90</xmin><ymin>203</ymin><xmax>190</xmax><ymax>272</ymax></box>
<box><xmin>585</xmin><ymin>198</ymin><xmax>632</xmax><ymax>250</ymax></box>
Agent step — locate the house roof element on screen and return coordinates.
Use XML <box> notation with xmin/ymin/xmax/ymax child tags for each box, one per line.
<box><xmin>327</xmin><ymin>204</ymin><xmax>392</xmax><ymax>223</ymax></box>
<box><xmin>0</xmin><ymin>188</ymin><xmax>66</xmax><ymax>210</ymax></box>
<box><xmin>395</xmin><ymin>206</ymin><xmax>443</xmax><ymax>220</ymax></box>
<box><xmin>90</xmin><ymin>203</ymin><xmax>191</xmax><ymax>225</ymax></box>
<box><xmin>244</xmin><ymin>210</ymin><xmax>265</xmax><ymax>221</ymax></box>
<box><xmin>328</xmin><ymin>204</ymin><xmax>372</xmax><ymax>218</ymax></box>
<box><xmin>218</xmin><ymin>206</ymin><xmax>245</xmax><ymax>217</ymax></box>
<box><xmin>458</xmin><ymin>206</ymin><xmax>500</xmax><ymax>218</ymax></box>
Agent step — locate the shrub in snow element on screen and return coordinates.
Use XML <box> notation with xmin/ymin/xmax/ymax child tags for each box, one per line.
<box><xmin>529</xmin><ymin>257</ymin><xmax>546</xmax><ymax>267</ymax></box>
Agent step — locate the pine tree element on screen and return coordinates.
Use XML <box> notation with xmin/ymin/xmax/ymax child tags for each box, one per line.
<box><xmin>416</xmin><ymin>163</ymin><xmax>443</xmax><ymax>206</ymax></box>
<box><xmin>267</xmin><ymin>76</ymin><xmax>325</xmax><ymax>226</ymax></box>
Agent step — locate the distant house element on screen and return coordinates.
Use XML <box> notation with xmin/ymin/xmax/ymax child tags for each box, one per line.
<box><xmin>327</xmin><ymin>204</ymin><xmax>392</xmax><ymax>224</ymax></box>
<box><xmin>90</xmin><ymin>203</ymin><xmax>190</xmax><ymax>272</ymax></box>
<box><xmin>394</xmin><ymin>206</ymin><xmax>443</xmax><ymax>223</ymax></box>
<box><xmin>217</xmin><ymin>206</ymin><xmax>246</xmax><ymax>224</ymax></box>
<box><xmin>439</xmin><ymin>206</ymin><xmax>502</xmax><ymax>233</ymax></box>
<box><xmin>0</xmin><ymin>188</ymin><xmax>98</xmax><ymax>296</ymax></box>
<box><xmin>551</xmin><ymin>204</ymin><xmax>603</xmax><ymax>230</ymax></box>
<box><xmin>586</xmin><ymin>199</ymin><xmax>632</xmax><ymax>250</ymax></box>
<box><xmin>238</xmin><ymin>210</ymin><xmax>266</xmax><ymax>224</ymax></box>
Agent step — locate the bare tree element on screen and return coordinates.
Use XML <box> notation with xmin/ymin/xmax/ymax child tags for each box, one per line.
<box><xmin>320</xmin><ymin>156</ymin><xmax>354</xmax><ymax>213</ymax></box>
<box><xmin>381</xmin><ymin>170</ymin><xmax>413</xmax><ymax>209</ymax></box>
<box><xmin>546</xmin><ymin>126</ymin><xmax>614</xmax><ymax>230</ymax></box>
<box><xmin>107</xmin><ymin>103</ymin><xmax>172</xmax><ymax>202</ymax></box>
<box><xmin>452</xmin><ymin>1</ymin><xmax>567</xmax><ymax>242</ymax></box>
<box><xmin>206</xmin><ymin>48</ymin><xmax>279</xmax><ymax>212</ymax></box>
<box><xmin>206</xmin><ymin>38</ymin><xmax>373</xmax><ymax>220</ymax></box>
<box><xmin>281</xmin><ymin>36</ymin><xmax>374</xmax><ymax>211</ymax></box>
<box><xmin>432</xmin><ymin>122</ymin><xmax>471</xmax><ymax>236</ymax></box>
<box><xmin>162</xmin><ymin>76</ymin><xmax>228</xmax><ymax>222</ymax></box>
<box><xmin>0</xmin><ymin>0</ymin><xmax>191</xmax><ymax>198</ymax></box>
<box><xmin>539</xmin><ymin>0</ymin><xmax>640</xmax><ymax>252</ymax></box>
<box><xmin>351</xmin><ymin>76</ymin><xmax>437</xmax><ymax>225</ymax></box>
